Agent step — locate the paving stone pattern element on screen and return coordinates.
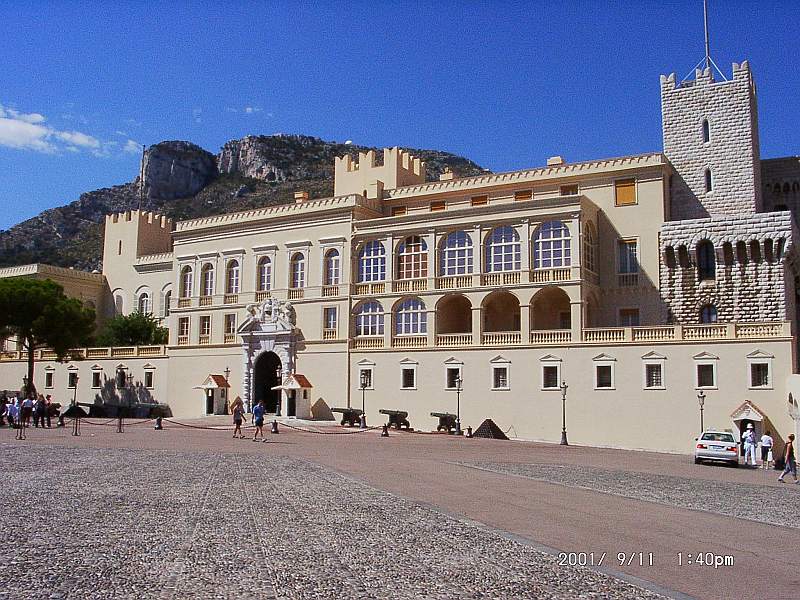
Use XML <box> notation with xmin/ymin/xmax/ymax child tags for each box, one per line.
<box><xmin>464</xmin><ymin>462</ymin><xmax>800</xmax><ymax>529</ymax></box>
<box><xmin>0</xmin><ymin>444</ymin><xmax>666</xmax><ymax>599</ymax></box>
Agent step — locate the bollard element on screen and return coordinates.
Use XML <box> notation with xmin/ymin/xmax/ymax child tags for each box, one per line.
<box><xmin>359</xmin><ymin>414</ymin><xmax>367</xmax><ymax>430</ymax></box>
<box><xmin>271</xmin><ymin>420</ymin><xmax>279</xmax><ymax>434</ymax></box>
<box><xmin>154</xmin><ymin>417</ymin><xmax>163</xmax><ymax>430</ymax></box>
<box><xmin>381</xmin><ymin>424</ymin><xmax>389</xmax><ymax>437</ymax></box>
<box><xmin>466</xmin><ymin>426</ymin><xmax>473</xmax><ymax>438</ymax></box>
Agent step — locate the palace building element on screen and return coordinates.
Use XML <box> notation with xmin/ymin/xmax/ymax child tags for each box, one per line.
<box><xmin>3</xmin><ymin>60</ymin><xmax>800</xmax><ymax>453</ymax></box>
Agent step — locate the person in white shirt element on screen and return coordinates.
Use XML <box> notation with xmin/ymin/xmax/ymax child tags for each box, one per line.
<box><xmin>760</xmin><ymin>430</ymin><xmax>774</xmax><ymax>469</ymax></box>
<box><xmin>743</xmin><ymin>424</ymin><xmax>757</xmax><ymax>467</ymax></box>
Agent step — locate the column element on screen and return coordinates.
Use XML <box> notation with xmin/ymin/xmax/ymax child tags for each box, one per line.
<box><xmin>570</xmin><ymin>300</ymin><xmax>584</xmax><ymax>342</ymax></box>
<box><xmin>426</xmin><ymin>308</ymin><xmax>436</xmax><ymax>347</ymax></box>
<box><xmin>520</xmin><ymin>304</ymin><xmax>531</xmax><ymax>343</ymax></box>
<box><xmin>520</xmin><ymin>220</ymin><xmax>531</xmax><ymax>279</ymax></box>
<box><xmin>472</xmin><ymin>306</ymin><xmax>482</xmax><ymax>345</ymax></box>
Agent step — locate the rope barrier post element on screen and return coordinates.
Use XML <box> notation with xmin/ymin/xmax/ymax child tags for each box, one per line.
<box><xmin>72</xmin><ymin>417</ymin><xmax>80</xmax><ymax>437</ymax></box>
<box><xmin>154</xmin><ymin>416</ymin><xmax>163</xmax><ymax>430</ymax></box>
<box><xmin>381</xmin><ymin>424</ymin><xmax>389</xmax><ymax>438</ymax></box>
<box><xmin>466</xmin><ymin>426</ymin><xmax>473</xmax><ymax>438</ymax></box>
<box><xmin>15</xmin><ymin>419</ymin><xmax>25</xmax><ymax>440</ymax></box>
<box><xmin>271</xmin><ymin>420</ymin><xmax>279</xmax><ymax>434</ymax></box>
<box><xmin>57</xmin><ymin>414</ymin><xmax>65</xmax><ymax>428</ymax></box>
<box><xmin>116</xmin><ymin>416</ymin><xmax>124</xmax><ymax>434</ymax></box>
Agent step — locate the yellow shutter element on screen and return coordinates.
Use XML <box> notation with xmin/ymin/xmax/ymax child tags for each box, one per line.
<box><xmin>615</xmin><ymin>179</ymin><xmax>636</xmax><ymax>206</ymax></box>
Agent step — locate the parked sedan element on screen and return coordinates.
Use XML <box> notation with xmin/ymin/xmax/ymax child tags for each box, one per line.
<box><xmin>694</xmin><ymin>431</ymin><xmax>739</xmax><ymax>466</ymax></box>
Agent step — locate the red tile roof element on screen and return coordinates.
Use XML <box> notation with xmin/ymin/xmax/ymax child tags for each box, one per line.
<box><xmin>209</xmin><ymin>374</ymin><xmax>231</xmax><ymax>388</ymax></box>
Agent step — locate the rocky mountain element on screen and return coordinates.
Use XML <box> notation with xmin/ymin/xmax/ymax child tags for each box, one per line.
<box><xmin>0</xmin><ymin>135</ymin><xmax>487</xmax><ymax>271</ymax></box>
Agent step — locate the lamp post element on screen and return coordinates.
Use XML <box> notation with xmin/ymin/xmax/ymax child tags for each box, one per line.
<box><xmin>22</xmin><ymin>375</ymin><xmax>28</xmax><ymax>398</ymax></box>
<box><xmin>359</xmin><ymin>371</ymin><xmax>368</xmax><ymax>429</ymax></box>
<box><xmin>224</xmin><ymin>366</ymin><xmax>231</xmax><ymax>414</ymax></box>
<box><xmin>454</xmin><ymin>375</ymin><xmax>463</xmax><ymax>436</ymax></box>
<box><xmin>560</xmin><ymin>380</ymin><xmax>569</xmax><ymax>446</ymax></box>
<box><xmin>72</xmin><ymin>375</ymin><xmax>79</xmax><ymax>406</ymax></box>
<box><xmin>275</xmin><ymin>365</ymin><xmax>282</xmax><ymax>416</ymax></box>
<box><xmin>697</xmin><ymin>390</ymin><xmax>706</xmax><ymax>433</ymax></box>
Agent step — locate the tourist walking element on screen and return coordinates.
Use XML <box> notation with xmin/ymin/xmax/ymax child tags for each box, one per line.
<box><xmin>252</xmin><ymin>400</ymin><xmax>265</xmax><ymax>442</ymax></box>
<box><xmin>231</xmin><ymin>397</ymin><xmax>246</xmax><ymax>439</ymax></box>
<box><xmin>43</xmin><ymin>395</ymin><xmax>52</xmax><ymax>428</ymax></box>
<box><xmin>21</xmin><ymin>394</ymin><xmax>33</xmax><ymax>428</ymax></box>
<box><xmin>7</xmin><ymin>397</ymin><xmax>19</xmax><ymax>428</ymax></box>
<box><xmin>33</xmin><ymin>394</ymin><xmax>46</xmax><ymax>428</ymax></box>
<box><xmin>760</xmin><ymin>430</ymin><xmax>774</xmax><ymax>469</ymax></box>
<box><xmin>778</xmin><ymin>433</ymin><xmax>798</xmax><ymax>483</ymax></box>
<box><xmin>742</xmin><ymin>424</ymin><xmax>757</xmax><ymax>467</ymax></box>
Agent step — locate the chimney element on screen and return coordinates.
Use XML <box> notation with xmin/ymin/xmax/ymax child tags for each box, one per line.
<box><xmin>439</xmin><ymin>168</ymin><xmax>456</xmax><ymax>181</ymax></box>
<box><xmin>547</xmin><ymin>156</ymin><xmax>565</xmax><ymax>166</ymax></box>
<box><xmin>294</xmin><ymin>191</ymin><xmax>309</xmax><ymax>203</ymax></box>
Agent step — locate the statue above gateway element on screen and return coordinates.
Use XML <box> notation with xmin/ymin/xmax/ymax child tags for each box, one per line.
<box><xmin>245</xmin><ymin>297</ymin><xmax>297</xmax><ymax>326</ymax></box>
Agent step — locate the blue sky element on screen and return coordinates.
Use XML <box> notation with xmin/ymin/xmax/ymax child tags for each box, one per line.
<box><xmin>1</xmin><ymin>1</ymin><xmax>798</xmax><ymax>231</ymax></box>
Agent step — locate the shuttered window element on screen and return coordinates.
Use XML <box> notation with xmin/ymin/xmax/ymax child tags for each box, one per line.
<box><xmin>614</xmin><ymin>179</ymin><xmax>637</xmax><ymax>206</ymax></box>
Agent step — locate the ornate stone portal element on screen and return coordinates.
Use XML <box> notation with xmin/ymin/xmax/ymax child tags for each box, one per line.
<box><xmin>237</xmin><ymin>298</ymin><xmax>298</xmax><ymax>411</ymax></box>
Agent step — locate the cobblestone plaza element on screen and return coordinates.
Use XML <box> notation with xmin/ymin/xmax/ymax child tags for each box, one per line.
<box><xmin>0</xmin><ymin>419</ymin><xmax>797</xmax><ymax>599</ymax></box>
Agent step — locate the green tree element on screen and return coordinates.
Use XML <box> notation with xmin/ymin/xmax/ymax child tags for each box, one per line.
<box><xmin>95</xmin><ymin>311</ymin><xmax>168</xmax><ymax>347</ymax></box>
<box><xmin>0</xmin><ymin>278</ymin><xmax>95</xmax><ymax>395</ymax></box>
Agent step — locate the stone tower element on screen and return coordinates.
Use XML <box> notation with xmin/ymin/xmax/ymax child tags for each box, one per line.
<box><xmin>661</xmin><ymin>62</ymin><xmax>762</xmax><ymax>220</ymax></box>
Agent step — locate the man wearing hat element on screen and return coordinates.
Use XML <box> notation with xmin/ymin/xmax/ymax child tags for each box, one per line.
<box><xmin>742</xmin><ymin>423</ymin><xmax>757</xmax><ymax>467</ymax></box>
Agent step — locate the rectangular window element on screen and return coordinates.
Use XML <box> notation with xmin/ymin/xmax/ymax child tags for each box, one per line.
<box><xmin>614</xmin><ymin>178</ymin><xmax>637</xmax><ymax>206</ymax></box>
<box><xmin>324</xmin><ymin>307</ymin><xmax>338</xmax><ymax>330</ymax></box>
<box><xmin>619</xmin><ymin>308</ymin><xmax>640</xmax><ymax>327</ymax></box>
<box><xmin>178</xmin><ymin>317</ymin><xmax>190</xmax><ymax>343</ymax></box>
<box><xmin>492</xmin><ymin>366</ymin><xmax>509</xmax><ymax>390</ymax></box>
<box><xmin>45</xmin><ymin>372</ymin><xmax>54</xmax><ymax>389</ymax></box>
<box><xmin>144</xmin><ymin>371</ymin><xmax>154</xmax><ymax>389</ymax></box>
<box><xmin>560</xmin><ymin>184</ymin><xmax>579</xmax><ymax>196</ymax></box>
<box><xmin>559</xmin><ymin>312</ymin><xmax>571</xmax><ymax>329</ymax></box>
<box><xmin>401</xmin><ymin>368</ymin><xmax>416</xmax><ymax>390</ymax></box>
<box><xmin>618</xmin><ymin>240</ymin><xmax>639</xmax><ymax>274</ymax></box>
<box><xmin>92</xmin><ymin>371</ymin><xmax>102</xmax><ymax>389</ymax></box>
<box><xmin>750</xmin><ymin>363</ymin><xmax>769</xmax><ymax>388</ymax></box>
<box><xmin>644</xmin><ymin>364</ymin><xmax>663</xmax><ymax>389</ymax></box>
<box><xmin>514</xmin><ymin>190</ymin><xmax>533</xmax><ymax>201</ymax></box>
<box><xmin>200</xmin><ymin>316</ymin><xmax>211</xmax><ymax>336</ymax></box>
<box><xmin>68</xmin><ymin>372</ymin><xmax>78</xmax><ymax>389</ymax></box>
<box><xmin>696</xmin><ymin>364</ymin><xmax>716</xmax><ymax>388</ymax></box>
<box><xmin>595</xmin><ymin>365</ymin><xmax>613</xmax><ymax>389</ymax></box>
<box><xmin>446</xmin><ymin>367</ymin><xmax>462</xmax><ymax>390</ymax></box>
<box><xmin>470</xmin><ymin>194</ymin><xmax>488</xmax><ymax>206</ymax></box>
<box><xmin>391</xmin><ymin>206</ymin><xmax>407</xmax><ymax>216</ymax></box>
<box><xmin>542</xmin><ymin>365</ymin><xmax>560</xmax><ymax>390</ymax></box>
<box><xmin>224</xmin><ymin>314</ymin><xmax>237</xmax><ymax>335</ymax></box>
<box><xmin>359</xmin><ymin>368</ymin><xmax>373</xmax><ymax>390</ymax></box>
<box><xmin>430</xmin><ymin>201</ymin><xmax>446</xmax><ymax>212</ymax></box>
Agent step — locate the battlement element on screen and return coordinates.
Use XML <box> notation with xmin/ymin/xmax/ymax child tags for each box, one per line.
<box><xmin>334</xmin><ymin>147</ymin><xmax>426</xmax><ymax>198</ymax></box>
<box><xmin>103</xmin><ymin>210</ymin><xmax>173</xmax><ymax>277</ymax></box>
<box><xmin>106</xmin><ymin>210</ymin><xmax>173</xmax><ymax>230</ymax></box>
<box><xmin>660</xmin><ymin>61</ymin><xmax>754</xmax><ymax>93</ymax></box>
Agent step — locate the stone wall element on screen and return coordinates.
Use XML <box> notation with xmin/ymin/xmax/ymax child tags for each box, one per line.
<box><xmin>661</xmin><ymin>62</ymin><xmax>762</xmax><ymax>220</ymax></box>
<box><xmin>659</xmin><ymin>212</ymin><xmax>795</xmax><ymax>323</ymax></box>
<box><xmin>761</xmin><ymin>156</ymin><xmax>800</xmax><ymax>212</ymax></box>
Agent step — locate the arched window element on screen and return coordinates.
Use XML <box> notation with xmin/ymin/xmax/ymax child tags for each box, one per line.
<box><xmin>397</xmin><ymin>235</ymin><xmax>428</xmax><ymax>279</ymax></box>
<box><xmin>534</xmin><ymin>220</ymin><xmax>571</xmax><ymax>269</ymax></box>
<box><xmin>358</xmin><ymin>240</ymin><xmax>386</xmax><ymax>282</ymax></box>
<box><xmin>201</xmin><ymin>263</ymin><xmax>214</xmax><ymax>297</ymax></box>
<box><xmin>225</xmin><ymin>260</ymin><xmax>240</xmax><ymax>294</ymax></box>
<box><xmin>704</xmin><ymin>169</ymin><xmax>713</xmax><ymax>193</ymax></box>
<box><xmin>736</xmin><ymin>241</ymin><xmax>748</xmax><ymax>265</ymax></box>
<box><xmin>722</xmin><ymin>242</ymin><xmax>734</xmax><ymax>267</ymax></box>
<box><xmin>163</xmin><ymin>291</ymin><xmax>172</xmax><ymax>317</ymax></box>
<box><xmin>355</xmin><ymin>301</ymin><xmax>384</xmax><ymax>336</ymax></box>
<box><xmin>583</xmin><ymin>222</ymin><xmax>596</xmax><ymax>272</ymax></box>
<box><xmin>702</xmin><ymin>119</ymin><xmax>710</xmax><ymax>143</ymax></box>
<box><xmin>697</xmin><ymin>240</ymin><xmax>715</xmax><ymax>281</ymax></box>
<box><xmin>395</xmin><ymin>297</ymin><xmax>427</xmax><ymax>335</ymax></box>
<box><xmin>700</xmin><ymin>304</ymin><xmax>718</xmax><ymax>324</ymax></box>
<box><xmin>137</xmin><ymin>292</ymin><xmax>151</xmax><ymax>314</ymax></box>
<box><xmin>485</xmin><ymin>226</ymin><xmax>520</xmax><ymax>272</ymax></box>
<box><xmin>257</xmin><ymin>256</ymin><xmax>272</xmax><ymax>291</ymax></box>
<box><xmin>440</xmin><ymin>231</ymin><xmax>473</xmax><ymax>276</ymax></box>
<box><xmin>324</xmin><ymin>249</ymin><xmax>340</xmax><ymax>286</ymax></box>
<box><xmin>290</xmin><ymin>253</ymin><xmax>305</xmax><ymax>289</ymax></box>
<box><xmin>664</xmin><ymin>246</ymin><xmax>677</xmax><ymax>269</ymax></box>
<box><xmin>180</xmin><ymin>266</ymin><xmax>193</xmax><ymax>298</ymax></box>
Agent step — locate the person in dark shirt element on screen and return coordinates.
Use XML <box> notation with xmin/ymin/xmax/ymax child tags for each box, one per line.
<box><xmin>778</xmin><ymin>434</ymin><xmax>797</xmax><ymax>483</ymax></box>
<box><xmin>252</xmin><ymin>400</ymin><xmax>266</xmax><ymax>442</ymax></box>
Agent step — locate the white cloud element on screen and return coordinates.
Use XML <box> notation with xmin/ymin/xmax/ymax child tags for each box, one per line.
<box><xmin>123</xmin><ymin>139</ymin><xmax>141</xmax><ymax>154</ymax></box>
<box><xmin>244</xmin><ymin>106</ymin><xmax>262</xmax><ymax>114</ymax></box>
<box><xmin>0</xmin><ymin>102</ymin><xmax>129</xmax><ymax>157</ymax></box>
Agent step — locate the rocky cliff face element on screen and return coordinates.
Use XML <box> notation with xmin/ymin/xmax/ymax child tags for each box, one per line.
<box><xmin>0</xmin><ymin>135</ymin><xmax>486</xmax><ymax>271</ymax></box>
<box><xmin>141</xmin><ymin>141</ymin><xmax>217</xmax><ymax>200</ymax></box>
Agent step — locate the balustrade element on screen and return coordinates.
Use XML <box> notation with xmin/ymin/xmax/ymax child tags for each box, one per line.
<box><xmin>322</xmin><ymin>285</ymin><xmax>339</xmax><ymax>297</ymax></box>
<box><xmin>392</xmin><ymin>335</ymin><xmax>427</xmax><ymax>348</ymax></box>
<box><xmin>255</xmin><ymin>290</ymin><xmax>271</xmax><ymax>301</ymax></box>
<box><xmin>199</xmin><ymin>296</ymin><xmax>212</xmax><ymax>307</ymax></box>
<box><xmin>481</xmin><ymin>332</ymin><xmax>521</xmax><ymax>345</ymax></box>
<box><xmin>481</xmin><ymin>272</ymin><xmax>521</xmax><ymax>286</ymax></box>
<box><xmin>393</xmin><ymin>279</ymin><xmax>427</xmax><ymax>293</ymax></box>
<box><xmin>223</xmin><ymin>293</ymin><xmax>239</xmax><ymax>304</ymax></box>
<box><xmin>435</xmin><ymin>333</ymin><xmax>472</xmax><ymax>347</ymax></box>
<box><xmin>323</xmin><ymin>328</ymin><xmax>338</xmax><ymax>340</ymax></box>
<box><xmin>583</xmin><ymin>328</ymin><xmax>625</xmax><ymax>343</ymax></box>
<box><xmin>530</xmin><ymin>268</ymin><xmax>571</xmax><ymax>283</ymax></box>
<box><xmin>529</xmin><ymin>329</ymin><xmax>571</xmax><ymax>344</ymax></box>
<box><xmin>352</xmin><ymin>336</ymin><xmax>384</xmax><ymax>350</ymax></box>
<box><xmin>288</xmin><ymin>288</ymin><xmax>305</xmax><ymax>299</ymax></box>
<box><xmin>435</xmin><ymin>275</ymin><xmax>472</xmax><ymax>290</ymax></box>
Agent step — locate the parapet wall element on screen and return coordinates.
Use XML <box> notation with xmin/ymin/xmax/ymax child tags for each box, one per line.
<box><xmin>334</xmin><ymin>147</ymin><xmax>426</xmax><ymax>198</ymax></box>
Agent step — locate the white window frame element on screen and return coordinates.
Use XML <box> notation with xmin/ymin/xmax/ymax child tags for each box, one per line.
<box><xmin>357</xmin><ymin>359</ymin><xmax>375</xmax><ymax>390</ymax></box>
<box><xmin>440</xmin><ymin>231</ymin><xmax>473</xmax><ymax>276</ymax></box>
<box><xmin>224</xmin><ymin>314</ymin><xmax>237</xmax><ymax>336</ymax></box>
<box><xmin>91</xmin><ymin>365</ymin><xmax>103</xmax><ymax>390</ymax></box>
<box><xmin>694</xmin><ymin>354</ymin><xmax>718</xmax><ymax>390</ymax></box>
<box><xmin>641</xmin><ymin>353</ymin><xmax>666</xmax><ymax>390</ymax></box>
<box><xmin>539</xmin><ymin>355</ymin><xmax>562</xmax><ymax>391</ymax></box>
<box><xmin>747</xmin><ymin>351</ymin><xmax>773</xmax><ymax>390</ymax></box>
<box><xmin>255</xmin><ymin>254</ymin><xmax>274</xmax><ymax>292</ymax></box>
<box><xmin>593</xmin><ymin>354</ymin><xmax>616</xmax><ymax>390</ymax></box>
<box><xmin>199</xmin><ymin>315</ymin><xmax>212</xmax><ymax>337</ymax></box>
<box><xmin>358</xmin><ymin>240</ymin><xmax>387</xmax><ymax>283</ymax></box>
<box><xmin>323</xmin><ymin>306</ymin><xmax>338</xmax><ymax>333</ymax></box>
<box><xmin>396</xmin><ymin>235</ymin><xmax>428</xmax><ymax>280</ymax></box>
<box><xmin>618</xmin><ymin>307</ymin><xmax>640</xmax><ymax>327</ymax></box>
<box><xmin>399</xmin><ymin>359</ymin><xmax>418</xmax><ymax>391</ymax></box>
<box><xmin>67</xmin><ymin>369</ymin><xmax>79</xmax><ymax>389</ymax></box>
<box><xmin>323</xmin><ymin>248</ymin><xmax>341</xmax><ymax>286</ymax></box>
<box><xmin>144</xmin><ymin>368</ymin><xmax>155</xmax><ymax>390</ymax></box>
<box><xmin>490</xmin><ymin>356</ymin><xmax>511</xmax><ymax>391</ymax></box>
<box><xmin>444</xmin><ymin>358</ymin><xmax>463</xmax><ymax>391</ymax></box>
<box><xmin>485</xmin><ymin>226</ymin><xmax>521</xmax><ymax>273</ymax></box>
<box><xmin>45</xmin><ymin>369</ymin><xmax>54</xmax><ymax>389</ymax></box>
<box><xmin>533</xmin><ymin>220</ymin><xmax>572</xmax><ymax>270</ymax></box>
<box><xmin>617</xmin><ymin>238</ymin><xmax>639</xmax><ymax>274</ymax></box>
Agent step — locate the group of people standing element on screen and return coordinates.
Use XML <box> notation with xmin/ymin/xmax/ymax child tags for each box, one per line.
<box><xmin>0</xmin><ymin>391</ymin><xmax>57</xmax><ymax>429</ymax></box>
<box><xmin>740</xmin><ymin>423</ymin><xmax>798</xmax><ymax>483</ymax></box>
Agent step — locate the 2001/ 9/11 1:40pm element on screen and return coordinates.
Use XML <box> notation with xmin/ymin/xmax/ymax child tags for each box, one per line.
<box><xmin>558</xmin><ymin>552</ymin><xmax>735</xmax><ymax>568</ymax></box>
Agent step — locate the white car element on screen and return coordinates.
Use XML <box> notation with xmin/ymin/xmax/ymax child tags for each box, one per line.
<box><xmin>694</xmin><ymin>430</ymin><xmax>739</xmax><ymax>467</ymax></box>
